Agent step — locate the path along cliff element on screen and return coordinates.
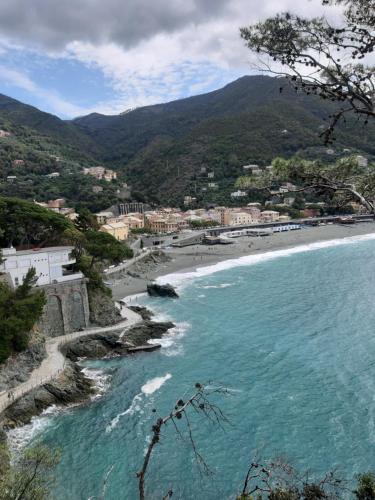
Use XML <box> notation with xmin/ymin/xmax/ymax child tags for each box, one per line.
<box><xmin>0</xmin><ymin>307</ymin><xmax>141</xmax><ymax>415</ymax></box>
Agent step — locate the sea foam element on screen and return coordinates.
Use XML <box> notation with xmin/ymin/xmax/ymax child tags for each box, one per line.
<box><xmin>106</xmin><ymin>373</ymin><xmax>172</xmax><ymax>433</ymax></box>
<box><xmin>141</xmin><ymin>373</ymin><xmax>172</xmax><ymax>395</ymax></box>
<box><xmin>156</xmin><ymin>232</ymin><xmax>375</xmax><ymax>287</ymax></box>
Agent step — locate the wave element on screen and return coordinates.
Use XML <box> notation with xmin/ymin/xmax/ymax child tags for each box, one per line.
<box><xmin>7</xmin><ymin>405</ymin><xmax>63</xmax><ymax>455</ymax></box>
<box><xmin>106</xmin><ymin>393</ymin><xmax>143</xmax><ymax>433</ymax></box>
<box><xmin>148</xmin><ymin>322</ymin><xmax>191</xmax><ymax>356</ymax></box>
<box><xmin>156</xmin><ymin>232</ymin><xmax>375</xmax><ymax>286</ymax></box>
<box><xmin>141</xmin><ymin>373</ymin><xmax>172</xmax><ymax>395</ymax></box>
<box><xmin>81</xmin><ymin>366</ymin><xmax>111</xmax><ymax>400</ymax></box>
<box><xmin>201</xmin><ymin>283</ymin><xmax>234</xmax><ymax>289</ymax></box>
<box><xmin>106</xmin><ymin>373</ymin><xmax>172</xmax><ymax>433</ymax></box>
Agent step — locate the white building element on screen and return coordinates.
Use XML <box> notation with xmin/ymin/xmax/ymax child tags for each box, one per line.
<box><xmin>231</xmin><ymin>190</ymin><xmax>247</xmax><ymax>198</ymax></box>
<box><xmin>1</xmin><ymin>246</ymin><xmax>83</xmax><ymax>288</ymax></box>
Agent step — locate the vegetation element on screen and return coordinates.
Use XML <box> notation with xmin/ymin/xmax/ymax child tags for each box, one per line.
<box><xmin>240</xmin><ymin>0</ymin><xmax>375</xmax><ymax>144</ymax></box>
<box><xmin>83</xmin><ymin>230</ymin><xmax>133</xmax><ymax>269</ymax></box>
<box><xmin>190</xmin><ymin>219</ymin><xmax>220</xmax><ymax>228</ymax></box>
<box><xmin>249</xmin><ymin>156</ymin><xmax>375</xmax><ymax>215</ymax></box>
<box><xmin>0</xmin><ymin>268</ymin><xmax>45</xmax><ymax>362</ymax></box>
<box><xmin>0</xmin><ymin>445</ymin><xmax>60</xmax><ymax>500</ymax></box>
<box><xmin>0</xmin><ymin>197</ymin><xmax>74</xmax><ymax>248</ymax></box>
<box><xmin>1</xmin><ymin>76</ymin><xmax>375</xmax><ymax>207</ymax></box>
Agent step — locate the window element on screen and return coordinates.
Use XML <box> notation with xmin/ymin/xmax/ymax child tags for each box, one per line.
<box><xmin>14</xmin><ymin>277</ymin><xmax>19</xmax><ymax>286</ymax></box>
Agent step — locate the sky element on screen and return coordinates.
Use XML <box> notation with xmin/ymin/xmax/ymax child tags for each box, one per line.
<box><xmin>0</xmin><ymin>0</ymin><xmax>334</xmax><ymax>119</ymax></box>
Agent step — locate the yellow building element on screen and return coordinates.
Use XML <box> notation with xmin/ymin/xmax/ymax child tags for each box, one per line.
<box><xmin>230</xmin><ymin>212</ymin><xmax>254</xmax><ymax>225</ymax></box>
<box><xmin>100</xmin><ymin>221</ymin><xmax>129</xmax><ymax>241</ymax></box>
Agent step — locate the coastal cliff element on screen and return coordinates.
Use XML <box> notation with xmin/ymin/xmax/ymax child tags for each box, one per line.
<box><xmin>0</xmin><ymin>316</ymin><xmax>175</xmax><ymax>429</ymax></box>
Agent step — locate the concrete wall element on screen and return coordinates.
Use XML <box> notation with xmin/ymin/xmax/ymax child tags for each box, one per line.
<box><xmin>38</xmin><ymin>278</ymin><xmax>90</xmax><ymax>337</ymax></box>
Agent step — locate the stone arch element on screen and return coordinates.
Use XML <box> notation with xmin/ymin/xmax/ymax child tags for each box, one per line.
<box><xmin>45</xmin><ymin>295</ymin><xmax>64</xmax><ymax>337</ymax></box>
<box><xmin>67</xmin><ymin>290</ymin><xmax>85</xmax><ymax>331</ymax></box>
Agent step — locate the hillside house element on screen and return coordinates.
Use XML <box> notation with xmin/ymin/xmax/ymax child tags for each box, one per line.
<box><xmin>1</xmin><ymin>246</ymin><xmax>83</xmax><ymax>288</ymax></box>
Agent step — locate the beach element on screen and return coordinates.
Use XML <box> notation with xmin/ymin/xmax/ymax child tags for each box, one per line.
<box><xmin>110</xmin><ymin>222</ymin><xmax>375</xmax><ymax>300</ymax></box>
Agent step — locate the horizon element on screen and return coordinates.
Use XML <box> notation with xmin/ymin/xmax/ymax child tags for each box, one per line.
<box><xmin>0</xmin><ymin>0</ymin><xmax>335</xmax><ymax>119</ymax></box>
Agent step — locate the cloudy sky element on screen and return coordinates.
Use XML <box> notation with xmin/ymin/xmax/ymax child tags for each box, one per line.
<box><xmin>0</xmin><ymin>0</ymin><xmax>332</xmax><ymax>118</ymax></box>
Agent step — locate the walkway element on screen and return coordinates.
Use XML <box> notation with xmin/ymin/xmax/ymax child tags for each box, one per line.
<box><xmin>0</xmin><ymin>307</ymin><xmax>141</xmax><ymax>414</ymax></box>
<box><xmin>103</xmin><ymin>249</ymin><xmax>151</xmax><ymax>276</ymax></box>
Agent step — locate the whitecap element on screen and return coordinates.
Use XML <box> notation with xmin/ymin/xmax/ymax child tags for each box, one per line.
<box><xmin>156</xmin><ymin>232</ymin><xmax>375</xmax><ymax>287</ymax></box>
<box><xmin>141</xmin><ymin>373</ymin><xmax>172</xmax><ymax>395</ymax></box>
<box><xmin>81</xmin><ymin>367</ymin><xmax>111</xmax><ymax>400</ymax></box>
<box><xmin>7</xmin><ymin>405</ymin><xmax>62</xmax><ymax>455</ymax></box>
<box><xmin>148</xmin><ymin>322</ymin><xmax>191</xmax><ymax>356</ymax></box>
<box><xmin>201</xmin><ymin>283</ymin><xmax>234</xmax><ymax>289</ymax></box>
<box><xmin>106</xmin><ymin>393</ymin><xmax>143</xmax><ymax>433</ymax></box>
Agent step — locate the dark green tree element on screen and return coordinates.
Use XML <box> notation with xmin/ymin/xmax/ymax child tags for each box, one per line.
<box><xmin>84</xmin><ymin>231</ymin><xmax>133</xmax><ymax>269</ymax></box>
<box><xmin>354</xmin><ymin>472</ymin><xmax>375</xmax><ymax>500</ymax></box>
<box><xmin>0</xmin><ymin>268</ymin><xmax>46</xmax><ymax>362</ymax></box>
<box><xmin>74</xmin><ymin>208</ymin><xmax>99</xmax><ymax>233</ymax></box>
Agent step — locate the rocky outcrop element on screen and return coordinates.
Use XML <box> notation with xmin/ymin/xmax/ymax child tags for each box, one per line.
<box><xmin>127</xmin><ymin>305</ymin><xmax>154</xmax><ymax>321</ymax></box>
<box><xmin>64</xmin><ymin>320</ymin><xmax>175</xmax><ymax>361</ymax></box>
<box><xmin>1</xmin><ymin>363</ymin><xmax>94</xmax><ymax>428</ymax></box>
<box><xmin>88</xmin><ymin>288</ymin><xmax>122</xmax><ymax>326</ymax></box>
<box><xmin>147</xmin><ymin>283</ymin><xmax>179</xmax><ymax>298</ymax></box>
<box><xmin>0</xmin><ymin>333</ymin><xmax>46</xmax><ymax>392</ymax></box>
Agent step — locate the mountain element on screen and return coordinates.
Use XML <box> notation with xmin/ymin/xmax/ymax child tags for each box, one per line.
<box><xmin>0</xmin><ymin>75</ymin><xmax>374</xmax><ymax>207</ymax></box>
<box><xmin>0</xmin><ymin>95</ymin><xmax>120</xmax><ymax>212</ymax></box>
<box><xmin>73</xmin><ymin>75</ymin><xmax>375</xmax><ymax>204</ymax></box>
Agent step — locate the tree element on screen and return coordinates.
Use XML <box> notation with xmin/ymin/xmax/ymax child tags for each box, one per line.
<box><xmin>74</xmin><ymin>208</ymin><xmax>99</xmax><ymax>233</ymax></box>
<box><xmin>136</xmin><ymin>383</ymin><xmax>228</xmax><ymax>500</ymax></box>
<box><xmin>237</xmin><ymin>458</ymin><xmax>345</xmax><ymax>499</ymax></box>
<box><xmin>0</xmin><ymin>268</ymin><xmax>46</xmax><ymax>362</ymax></box>
<box><xmin>251</xmin><ymin>156</ymin><xmax>375</xmax><ymax>215</ymax></box>
<box><xmin>354</xmin><ymin>472</ymin><xmax>375</xmax><ymax>499</ymax></box>
<box><xmin>83</xmin><ymin>231</ymin><xmax>133</xmax><ymax>269</ymax></box>
<box><xmin>0</xmin><ymin>445</ymin><xmax>60</xmax><ymax>500</ymax></box>
<box><xmin>0</xmin><ymin>197</ymin><xmax>73</xmax><ymax>248</ymax></box>
<box><xmin>240</xmin><ymin>0</ymin><xmax>375</xmax><ymax>143</ymax></box>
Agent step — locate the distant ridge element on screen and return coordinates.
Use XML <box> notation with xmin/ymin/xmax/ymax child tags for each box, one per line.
<box><xmin>0</xmin><ymin>75</ymin><xmax>374</xmax><ymax>205</ymax></box>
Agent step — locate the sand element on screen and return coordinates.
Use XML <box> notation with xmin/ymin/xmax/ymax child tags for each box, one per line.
<box><xmin>110</xmin><ymin>222</ymin><xmax>375</xmax><ymax>301</ymax></box>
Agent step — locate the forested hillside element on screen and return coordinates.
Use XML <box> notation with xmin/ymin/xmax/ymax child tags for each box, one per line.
<box><xmin>0</xmin><ymin>95</ymin><xmax>124</xmax><ymax>211</ymax></box>
<box><xmin>1</xmin><ymin>75</ymin><xmax>374</xmax><ymax>207</ymax></box>
<box><xmin>73</xmin><ymin>75</ymin><xmax>375</xmax><ymax>204</ymax></box>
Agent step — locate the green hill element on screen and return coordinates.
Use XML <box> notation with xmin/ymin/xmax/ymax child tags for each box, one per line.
<box><xmin>0</xmin><ymin>75</ymin><xmax>374</xmax><ymax>207</ymax></box>
<box><xmin>74</xmin><ymin>75</ymin><xmax>375</xmax><ymax>204</ymax></box>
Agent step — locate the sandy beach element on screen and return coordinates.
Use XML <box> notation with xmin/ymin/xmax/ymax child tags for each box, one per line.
<box><xmin>110</xmin><ymin>222</ymin><xmax>375</xmax><ymax>300</ymax></box>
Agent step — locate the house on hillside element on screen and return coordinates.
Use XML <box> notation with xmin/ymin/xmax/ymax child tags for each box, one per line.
<box><xmin>1</xmin><ymin>246</ymin><xmax>83</xmax><ymax>288</ymax></box>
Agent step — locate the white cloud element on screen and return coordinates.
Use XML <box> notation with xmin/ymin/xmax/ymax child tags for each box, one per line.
<box><xmin>0</xmin><ymin>64</ymin><xmax>88</xmax><ymax>117</ymax></box>
<box><xmin>0</xmin><ymin>0</ymin><xmax>348</xmax><ymax>117</ymax></box>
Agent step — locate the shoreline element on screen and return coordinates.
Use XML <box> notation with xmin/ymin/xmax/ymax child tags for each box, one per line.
<box><xmin>110</xmin><ymin>222</ymin><xmax>375</xmax><ymax>300</ymax></box>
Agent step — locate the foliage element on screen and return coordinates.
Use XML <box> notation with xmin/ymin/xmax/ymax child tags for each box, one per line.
<box><xmin>0</xmin><ymin>445</ymin><xmax>60</xmax><ymax>500</ymax></box>
<box><xmin>0</xmin><ymin>268</ymin><xmax>46</xmax><ymax>362</ymax></box>
<box><xmin>250</xmin><ymin>156</ymin><xmax>375</xmax><ymax>214</ymax></box>
<box><xmin>240</xmin><ymin>0</ymin><xmax>375</xmax><ymax>143</ymax></box>
<box><xmin>1</xmin><ymin>76</ymin><xmax>375</xmax><ymax>206</ymax></box>
<box><xmin>0</xmin><ymin>196</ymin><xmax>73</xmax><ymax>247</ymax></box>
<box><xmin>74</xmin><ymin>208</ymin><xmax>99</xmax><ymax>233</ymax></box>
<box><xmin>83</xmin><ymin>230</ymin><xmax>133</xmax><ymax>268</ymax></box>
<box><xmin>354</xmin><ymin>472</ymin><xmax>375</xmax><ymax>499</ymax></box>
<box><xmin>190</xmin><ymin>219</ymin><xmax>220</xmax><ymax>228</ymax></box>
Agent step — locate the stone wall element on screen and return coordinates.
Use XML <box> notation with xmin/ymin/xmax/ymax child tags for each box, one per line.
<box><xmin>38</xmin><ymin>279</ymin><xmax>90</xmax><ymax>337</ymax></box>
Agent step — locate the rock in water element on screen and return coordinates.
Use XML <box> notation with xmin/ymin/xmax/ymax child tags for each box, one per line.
<box><xmin>147</xmin><ymin>283</ymin><xmax>179</xmax><ymax>298</ymax></box>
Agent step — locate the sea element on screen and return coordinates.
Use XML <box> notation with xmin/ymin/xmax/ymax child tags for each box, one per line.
<box><xmin>7</xmin><ymin>232</ymin><xmax>375</xmax><ymax>499</ymax></box>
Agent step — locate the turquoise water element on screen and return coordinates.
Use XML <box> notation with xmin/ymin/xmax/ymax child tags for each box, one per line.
<box><xmin>14</xmin><ymin>235</ymin><xmax>375</xmax><ymax>499</ymax></box>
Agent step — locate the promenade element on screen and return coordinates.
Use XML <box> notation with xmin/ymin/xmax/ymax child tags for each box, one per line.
<box><xmin>0</xmin><ymin>307</ymin><xmax>141</xmax><ymax>414</ymax></box>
